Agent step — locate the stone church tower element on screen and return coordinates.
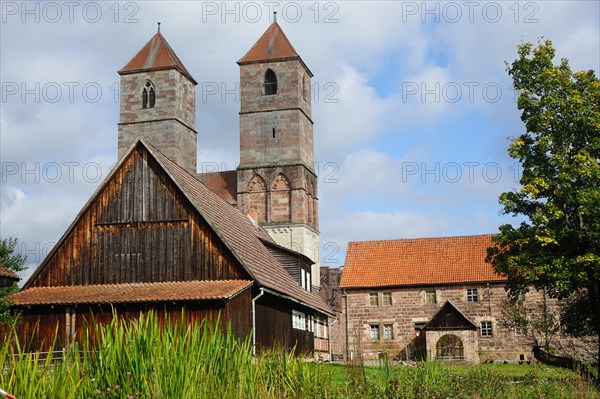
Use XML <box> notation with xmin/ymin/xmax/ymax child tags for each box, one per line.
<box><xmin>114</xmin><ymin>24</ymin><xmax>320</xmax><ymax>287</ymax></box>
<box><xmin>117</xmin><ymin>31</ymin><xmax>198</xmax><ymax>174</ymax></box>
<box><xmin>236</xmin><ymin>22</ymin><xmax>320</xmax><ymax>286</ymax></box>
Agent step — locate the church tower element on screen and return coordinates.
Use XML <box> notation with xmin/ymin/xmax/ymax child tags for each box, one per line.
<box><xmin>117</xmin><ymin>29</ymin><xmax>197</xmax><ymax>173</ymax></box>
<box><xmin>237</xmin><ymin>22</ymin><xmax>320</xmax><ymax>286</ymax></box>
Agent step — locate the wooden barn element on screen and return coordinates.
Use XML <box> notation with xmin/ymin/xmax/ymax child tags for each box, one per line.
<box><xmin>7</xmin><ymin>139</ymin><xmax>331</xmax><ymax>355</ymax></box>
<box><xmin>4</xmin><ymin>23</ymin><xmax>332</xmax><ymax>357</ymax></box>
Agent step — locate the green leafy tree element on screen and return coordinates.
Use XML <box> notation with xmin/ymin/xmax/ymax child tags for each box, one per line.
<box><xmin>0</xmin><ymin>237</ymin><xmax>26</xmax><ymax>326</ymax></box>
<box><xmin>486</xmin><ymin>39</ymin><xmax>600</xmax><ymax>374</ymax></box>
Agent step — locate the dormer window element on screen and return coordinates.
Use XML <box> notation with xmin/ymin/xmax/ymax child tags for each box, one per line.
<box><xmin>264</xmin><ymin>69</ymin><xmax>277</xmax><ymax>95</ymax></box>
<box><xmin>142</xmin><ymin>80</ymin><xmax>156</xmax><ymax>109</ymax></box>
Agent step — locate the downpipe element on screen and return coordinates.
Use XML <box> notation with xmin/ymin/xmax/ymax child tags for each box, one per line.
<box><xmin>252</xmin><ymin>288</ymin><xmax>265</xmax><ymax>356</ymax></box>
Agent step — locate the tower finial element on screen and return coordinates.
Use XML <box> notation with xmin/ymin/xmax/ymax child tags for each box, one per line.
<box><xmin>273</xmin><ymin>11</ymin><xmax>277</xmax><ymax>23</ymax></box>
<box><xmin>157</xmin><ymin>22</ymin><xmax>161</xmax><ymax>33</ymax></box>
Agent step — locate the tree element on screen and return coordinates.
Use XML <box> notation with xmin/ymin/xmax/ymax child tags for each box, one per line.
<box><xmin>0</xmin><ymin>237</ymin><xmax>27</xmax><ymax>326</ymax></box>
<box><xmin>486</xmin><ymin>39</ymin><xmax>600</xmax><ymax>375</ymax></box>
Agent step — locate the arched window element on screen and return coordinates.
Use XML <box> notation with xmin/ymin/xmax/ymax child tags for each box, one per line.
<box><xmin>142</xmin><ymin>81</ymin><xmax>156</xmax><ymax>109</ymax></box>
<box><xmin>264</xmin><ymin>69</ymin><xmax>277</xmax><ymax>95</ymax></box>
<box><xmin>247</xmin><ymin>174</ymin><xmax>267</xmax><ymax>192</ymax></box>
<box><xmin>149</xmin><ymin>87</ymin><xmax>155</xmax><ymax>108</ymax></box>
<box><xmin>272</xmin><ymin>173</ymin><xmax>291</xmax><ymax>190</ymax></box>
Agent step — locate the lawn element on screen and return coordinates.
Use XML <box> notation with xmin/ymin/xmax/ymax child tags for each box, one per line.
<box><xmin>318</xmin><ymin>361</ymin><xmax>599</xmax><ymax>398</ymax></box>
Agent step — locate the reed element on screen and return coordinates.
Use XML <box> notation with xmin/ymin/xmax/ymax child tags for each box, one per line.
<box><xmin>1</xmin><ymin>312</ymin><xmax>597</xmax><ymax>398</ymax></box>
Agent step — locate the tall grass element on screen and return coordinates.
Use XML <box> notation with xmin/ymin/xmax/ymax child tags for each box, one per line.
<box><xmin>0</xmin><ymin>311</ymin><xmax>339</xmax><ymax>398</ymax></box>
<box><xmin>1</xmin><ymin>312</ymin><xmax>598</xmax><ymax>398</ymax></box>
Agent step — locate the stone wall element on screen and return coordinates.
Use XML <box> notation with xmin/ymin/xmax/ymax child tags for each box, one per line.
<box><xmin>343</xmin><ymin>283</ymin><xmax>548</xmax><ymax>363</ymax></box>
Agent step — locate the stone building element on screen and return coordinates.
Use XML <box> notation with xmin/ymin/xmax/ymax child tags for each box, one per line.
<box><xmin>340</xmin><ymin>234</ymin><xmax>553</xmax><ymax>364</ymax></box>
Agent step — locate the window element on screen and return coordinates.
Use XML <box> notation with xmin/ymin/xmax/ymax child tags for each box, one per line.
<box><xmin>383</xmin><ymin>324</ymin><xmax>393</xmax><ymax>340</ymax></box>
<box><xmin>382</xmin><ymin>292</ymin><xmax>392</xmax><ymax>306</ymax></box>
<box><xmin>300</xmin><ymin>269</ymin><xmax>311</xmax><ymax>292</ymax></box>
<box><xmin>370</xmin><ymin>324</ymin><xmax>380</xmax><ymax>341</ymax></box>
<box><xmin>369</xmin><ymin>293</ymin><xmax>378</xmax><ymax>306</ymax></box>
<box><xmin>264</xmin><ymin>69</ymin><xmax>277</xmax><ymax>95</ymax></box>
<box><xmin>292</xmin><ymin>310</ymin><xmax>306</xmax><ymax>330</ymax></box>
<box><xmin>481</xmin><ymin>321</ymin><xmax>493</xmax><ymax>337</ymax></box>
<box><xmin>142</xmin><ymin>81</ymin><xmax>156</xmax><ymax>109</ymax></box>
<box><xmin>425</xmin><ymin>289</ymin><xmax>436</xmax><ymax>305</ymax></box>
<box><xmin>466</xmin><ymin>288</ymin><xmax>478</xmax><ymax>302</ymax></box>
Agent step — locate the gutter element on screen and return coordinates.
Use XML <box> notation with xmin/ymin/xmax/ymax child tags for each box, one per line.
<box><xmin>252</xmin><ymin>288</ymin><xmax>265</xmax><ymax>356</ymax></box>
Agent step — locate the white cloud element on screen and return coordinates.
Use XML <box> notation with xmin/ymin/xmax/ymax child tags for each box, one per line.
<box><xmin>0</xmin><ymin>1</ymin><xmax>597</xmax><ymax>272</ymax></box>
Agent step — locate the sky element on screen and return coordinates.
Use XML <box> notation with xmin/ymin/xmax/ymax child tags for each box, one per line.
<box><xmin>1</xmin><ymin>1</ymin><xmax>599</xmax><ymax>282</ymax></box>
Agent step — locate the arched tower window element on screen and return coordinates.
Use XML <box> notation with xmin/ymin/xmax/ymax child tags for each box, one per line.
<box><xmin>272</xmin><ymin>173</ymin><xmax>291</xmax><ymax>190</ymax></box>
<box><xmin>246</xmin><ymin>174</ymin><xmax>267</xmax><ymax>223</ymax></box>
<box><xmin>142</xmin><ymin>81</ymin><xmax>156</xmax><ymax>109</ymax></box>
<box><xmin>271</xmin><ymin>173</ymin><xmax>291</xmax><ymax>223</ymax></box>
<box><xmin>248</xmin><ymin>174</ymin><xmax>267</xmax><ymax>192</ymax></box>
<box><xmin>264</xmin><ymin>69</ymin><xmax>277</xmax><ymax>95</ymax></box>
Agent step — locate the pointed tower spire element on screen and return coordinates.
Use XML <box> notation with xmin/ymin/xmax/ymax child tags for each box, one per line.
<box><xmin>118</xmin><ymin>31</ymin><xmax>197</xmax><ymax>84</ymax></box>
<box><xmin>237</xmin><ymin>22</ymin><xmax>311</xmax><ymax>75</ymax></box>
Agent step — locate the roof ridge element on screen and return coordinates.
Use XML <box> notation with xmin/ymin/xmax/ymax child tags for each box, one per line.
<box><xmin>348</xmin><ymin>233</ymin><xmax>496</xmax><ymax>245</ymax></box>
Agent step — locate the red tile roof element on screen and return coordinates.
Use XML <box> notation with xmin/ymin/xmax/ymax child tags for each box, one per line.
<box><xmin>340</xmin><ymin>234</ymin><xmax>505</xmax><ymax>289</ymax></box>
<box><xmin>238</xmin><ymin>22</ymin><xmax>300</xmax><ymax>64</ymax></box>
<box><xmin>194</xmin><ymin>171</ymin><xmax>238</xmax><ymax>205</ymax></box>
<box><xmin>0</xmin><ymin>264</ymin><xmax>19</xmax><ymax>280</ymax></box>
<box><xmin>118</xmin><ymin>32</ymin><xmax>197</xmax><ymax>84</ymax></box>
<box><xmin>8</xmin><ymin>280</ymin><xmax>252</xmax><ymax>306</ymax></box>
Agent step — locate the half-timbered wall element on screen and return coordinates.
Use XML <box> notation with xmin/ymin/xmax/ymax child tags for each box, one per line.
<box><xmin>29</xmin><ymin>144</ymin><xmax>248</xmax><ymax>287</ymax></box>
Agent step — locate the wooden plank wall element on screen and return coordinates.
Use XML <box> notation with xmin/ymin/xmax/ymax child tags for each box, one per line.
<box><xmin>2</xmin><ymin>293</ymin><xmax>253</xmax><ymax>352</ymax></box>
<box><xmin>30</xmin><ymin>145</ymin><xmax>248</xmax><ymax>287</ymax></box>
<box><xmin>255</xmin><ymin>294</ymin><xmax>314</xmax><ymax>355</ymax></box>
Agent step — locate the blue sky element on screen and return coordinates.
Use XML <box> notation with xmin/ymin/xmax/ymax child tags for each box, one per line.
<box><xmin>1</xmin><ymin>1</ymin><xmax>599</xmax><ymax>281</ymax></box>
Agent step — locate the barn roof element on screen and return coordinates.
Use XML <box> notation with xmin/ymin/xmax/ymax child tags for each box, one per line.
<box><xmin>0</xmin><ymin>264</ymin><xmax>19</xmax><ymax>281</ymax></box>
<box><xmin>8</xmin><ymin>280</ymin><xmax>252</xmax><ymax>306</ymax></box>
<box><xmin>118</xmin><ymin>32</ymin><xmax>197</xmax><ymax>85</ymax></box>
<box><xmin>19</xmin><ymin>139</ymin><xmax>331</xmax><ymax>315</ymax></box>
<box><xmin>340</xmin><ymin>234</ymin><xmax>505</xmax><ymax>289</ymax></box>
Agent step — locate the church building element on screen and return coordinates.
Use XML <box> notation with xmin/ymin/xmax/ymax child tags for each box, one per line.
<box><xmin>6</xmin><ymin>22</ymin><xmax>332</xmax><ymax>358</ymax></box>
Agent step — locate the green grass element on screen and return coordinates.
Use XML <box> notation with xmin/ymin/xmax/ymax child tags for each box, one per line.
<box><xmin>1</xmin><ymin>312</ymin><xmax>598</xmax><ymax>398</ymax></box>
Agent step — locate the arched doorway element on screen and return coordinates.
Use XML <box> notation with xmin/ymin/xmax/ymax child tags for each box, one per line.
<box><xmin>436</xmin><ymin>334</ymin><xmax>464</xmax><ymax>360</ymax></box>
